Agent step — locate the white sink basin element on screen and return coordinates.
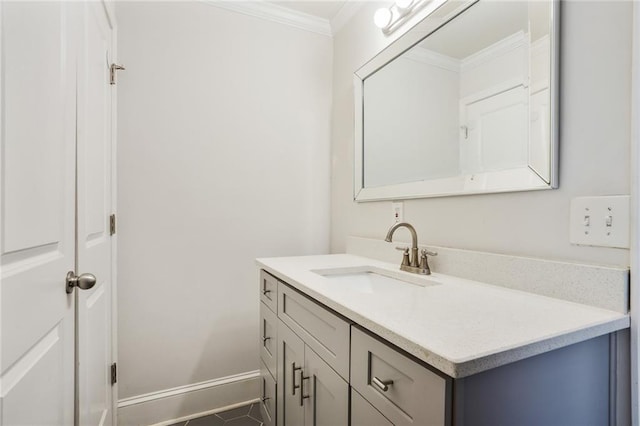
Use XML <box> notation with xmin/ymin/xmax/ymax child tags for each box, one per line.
<box><xmin>311</xmin><ymin>266</ymin><xmax>440</xmax><ymax>294</ymax></box>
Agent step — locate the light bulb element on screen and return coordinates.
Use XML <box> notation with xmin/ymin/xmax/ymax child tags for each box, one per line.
<box><xmin>374</xmin><ymin>8</ymin><xmax>393</xmax><ymax>29</ymax></box>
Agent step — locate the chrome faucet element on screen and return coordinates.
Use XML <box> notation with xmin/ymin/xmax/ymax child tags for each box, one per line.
<box><xmin>385</xmin><ymin>222</ymin><xmax>437</xmax><ymax>275</ymax></box>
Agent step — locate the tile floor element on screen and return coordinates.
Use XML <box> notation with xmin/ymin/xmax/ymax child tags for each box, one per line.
<box><xmin>169</xmin><ymin>402</ymin><xmax>263</xmax><ymax>426</ymax></box>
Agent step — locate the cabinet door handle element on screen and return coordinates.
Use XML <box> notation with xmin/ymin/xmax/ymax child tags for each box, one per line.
<box><xmin>299</xmin><ymin>369</ymin><xmax>310</xmax><ymax>406</ymax></box>
<box><xmin>262</xmin><ymin>321</ymin><xmax>270</xmax><ymax>346</ymax></box>
<box><xmin>312</xmin><ymin>375</ymin><xmax>317</xmax><ymax>425</ymax></box>
<box><xmin>262</xmin><ymin>280</ymin><xmax>271</xmax><ymax>296</ymax></box>
<box><xmin>372</xmin><ymin>376</ymin><xmax>394</xmax><ymax>392</ymax></box>
<box><xmin>261</xmin><ymin>378</ymin><xmax>269</xmax><ymax>404</ymax></box>
<box><xmin>291</xmin><ymin>363</ymin><xmax>301</xmax><ymax>395</ymax></box>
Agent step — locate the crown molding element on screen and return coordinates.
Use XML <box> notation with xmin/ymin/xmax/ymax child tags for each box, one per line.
<box><xmin>330</xmin><ymin>1</ymin><xmax>366</xmax><ymax>35</ymax></box>
<box><xmin>203</xmin><ymin>0</ymin><xmax>332</xmax><ymax>37</ymax></box>
<box><xmin>403</xmin><ymin>46</ymin><xmax>460</xmax><ymax>73</ymax></box>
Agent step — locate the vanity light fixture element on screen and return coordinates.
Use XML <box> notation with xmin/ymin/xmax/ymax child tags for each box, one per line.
<box><xmin>374</xmin><ymin>0</ymin><xmax>446</xmax><ymax>34</ymax></box>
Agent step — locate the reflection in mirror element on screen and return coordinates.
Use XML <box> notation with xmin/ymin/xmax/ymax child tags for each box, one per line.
<box><xmin>355</xmin><ymin>0</ymin><xmax>557</xmax><ymax>201</ymax></box>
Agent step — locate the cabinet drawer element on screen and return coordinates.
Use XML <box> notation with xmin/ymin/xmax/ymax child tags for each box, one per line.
<box><xmin>278</xmin><ymin>282</ymin><xmax>350</xmax><ymax>381</ymax></box>
<box><xmin>260</xmin><ymin>301</ymin><xmax>278</xmax><ymax>379</ymax></box>
<box><xmin>351</xmin><ymin>327</ymin><xmax>451</xmax><ymax>426</ymax></box>
<box><xmin>351</xmin><ymin>388</ymin><xmax>392</xmax><ymax>426</ymax></box>
<box><xmin>260</xmin><ymin>270</ymin><xmax>278</xmax><ymax>313</ymax></box>
<box><xmin>260</xmin><ymin>361</ymin><xmax>277</xmax><ymax>426</ymax></box>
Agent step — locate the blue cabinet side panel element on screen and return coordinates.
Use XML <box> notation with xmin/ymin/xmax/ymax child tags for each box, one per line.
<box><xmin>458</xmin><ymin>335</ymin><xmax>611</xmax><ymax>426</ymax></box>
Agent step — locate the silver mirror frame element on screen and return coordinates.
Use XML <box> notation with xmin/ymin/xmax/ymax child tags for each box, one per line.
<box><xmin>354</xmin><ymin>0</ymin><xmax>560</xmax><ymax>202</ymax></box>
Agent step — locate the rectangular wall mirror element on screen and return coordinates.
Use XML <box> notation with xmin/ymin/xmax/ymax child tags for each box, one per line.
<box><xmin>354</xmin><ymin>0</ymin><xmax>559</xmax><ymax>201</ymax></box>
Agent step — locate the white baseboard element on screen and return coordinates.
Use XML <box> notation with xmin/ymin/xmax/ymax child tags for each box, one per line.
<box><xmin>117</xmin><ymin>371</ymin><xmax>260</xmax><ymax>426</ymax></box>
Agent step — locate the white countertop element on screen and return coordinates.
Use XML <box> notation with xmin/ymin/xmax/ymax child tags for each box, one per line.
<box><xmin>257</xmin><ymin>254</ymin><xmax>630</xmax><ymax>378</ymax></box>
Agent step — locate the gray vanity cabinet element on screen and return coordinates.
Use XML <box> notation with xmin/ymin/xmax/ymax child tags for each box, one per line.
<box><xmin>260</xmin><ymin>269</ymin><xmax>621</xmax><ymax>426</ymax></box>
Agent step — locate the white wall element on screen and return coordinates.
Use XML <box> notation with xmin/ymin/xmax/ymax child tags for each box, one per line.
<box><xmin>116</xmin><ymin>0</ymin><xmax>331</xmax><ymax>415</ymax></box>
<box><xmin>331</xmin><ymin>1</ymin><xmax>633</xmax><ymax>267</ymax></box>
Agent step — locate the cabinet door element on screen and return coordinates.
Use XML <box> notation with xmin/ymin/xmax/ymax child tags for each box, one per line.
<box><xmin>303</xmin><ymin>348</ymin><xmax>349</xmax><ymax>426</ymax></box>
<box><xmin>277</xmin><ymin>321</ymin><xmax>305</xmax><ymax>426</ymax></box>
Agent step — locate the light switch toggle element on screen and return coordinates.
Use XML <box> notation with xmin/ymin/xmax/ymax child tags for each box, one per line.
<box><xmin>606</xmin><ymin>215</ymin><xmax>613</xmax><ymax>227</ymax></box>
<box><xmin>583</xmin><ymin>215</ymin><xmax>590</xmax><ymax>226</ymax></box>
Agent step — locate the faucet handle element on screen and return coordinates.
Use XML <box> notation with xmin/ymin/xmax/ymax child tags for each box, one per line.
<box><xmin>396</xmin><ymin>247</ymin><xmax>410</xmax><ymax>267</ymax></box>
<box><xmin>419</xmin><ymin>249</ymin><xmax>437</xmax><ymax>275</ymax></box>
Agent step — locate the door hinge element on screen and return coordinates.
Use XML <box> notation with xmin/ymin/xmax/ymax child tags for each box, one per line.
<box><xmin>111</xmin><ymin>363</ymin><xmax>117</xmax><ymax>385</ymax></box>
<box><xmin>110</xmin><ymin>63</ymin><xmax>125</xmax><ymax>85</ymax></box>
<box><xmin>109</xmin><ymin>214</ymin><xmax>116</xmax><ymax>236</ymax></box>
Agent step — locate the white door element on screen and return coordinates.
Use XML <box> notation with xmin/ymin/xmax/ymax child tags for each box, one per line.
<box><xmin>0</xmin><ymin>2</ymin><xmax>77</xmax><ymax>425</ymax></box>
<box><xmin>1</xmin><ymin>2</ymin><xmax>116</xmax><ymax>425</ymax></box>
<box><xmin>76</xmin><ymin>2</ymin><xmax>115</xmax><ymax>425</ymax></box>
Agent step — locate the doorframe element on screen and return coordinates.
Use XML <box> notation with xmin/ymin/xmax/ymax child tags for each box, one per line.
<box><xmin>100</xmin><ymin>0</ymin><xmax>119</xmax><ymax>422</ymax></box>
<box><xmin>631</xmin><ymin>1</ymin><xmax>639</xmax><ymax>424</ymax></box>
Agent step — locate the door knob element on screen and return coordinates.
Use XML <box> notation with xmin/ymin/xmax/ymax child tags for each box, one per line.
<box><xmin>66</xmin><ymin>271</ymin><xmax>97</xmax><ymax>294</ymax></box>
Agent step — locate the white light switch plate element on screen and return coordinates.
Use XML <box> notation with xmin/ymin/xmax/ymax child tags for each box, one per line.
<box><xmin>570</xmin><ymin>195</ymin><xmax>630</xmax><ymax>248</ymax></box>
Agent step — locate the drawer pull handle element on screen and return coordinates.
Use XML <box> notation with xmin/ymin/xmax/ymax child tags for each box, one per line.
<box><xmin>299</xmin><ymin>370</ymin><xmax>310</xmax><ymax>406</ymax></box>
<box><xmin>372</xmin><ymin>376</ymin><xmax>394</xmax><ymax>392</ymax></box>
<box><xmin>292</xmin><ymin>363</ymin><xmax>302</xmax><ymax>395</ymax></box>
